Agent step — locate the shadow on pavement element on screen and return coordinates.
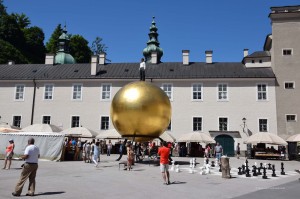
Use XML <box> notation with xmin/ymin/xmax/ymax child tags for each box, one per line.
<box><xmin>36</xmin><ymin>191</ymin><xmax>65</xmax><ymax>196</ymax></box>
<box><xmin>171</xmin><ymin>181</ymin><xmax>187</xmax><ymax>184</ymax></box>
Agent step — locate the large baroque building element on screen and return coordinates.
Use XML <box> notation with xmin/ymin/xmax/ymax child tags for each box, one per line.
<box><xmin>0</xmin><ymin>5</ymin><xmax>299</xmax><ymax>156</ymax></box>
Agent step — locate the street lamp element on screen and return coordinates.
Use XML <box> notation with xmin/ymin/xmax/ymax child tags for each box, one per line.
<box><xmin>242</xmin><ymin>118</ymin><xmax>246</xmax><ymax>128</ymax></box>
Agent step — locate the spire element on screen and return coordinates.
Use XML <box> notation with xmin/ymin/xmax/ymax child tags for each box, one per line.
<box><xmin>143</xmin><ymin>16</ymin><xmax>163</xmax><ymax>63</ymax></box>
<box><xmin>54</xmin><ymin>24</ymin><xmax>76</xmax><ymax>64</ymax></box>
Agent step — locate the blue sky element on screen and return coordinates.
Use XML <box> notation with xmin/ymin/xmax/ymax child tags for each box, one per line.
<box><xmin>4</xmin><ymin>0</ymin><xmax>300</xmax><ymax>63</ymax></box>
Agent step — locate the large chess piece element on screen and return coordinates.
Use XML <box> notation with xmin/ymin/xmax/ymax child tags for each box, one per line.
<box><xmin>170</xmin><ymin>160</ymin><xmax>175</xmax><ymax>171</ymax></box>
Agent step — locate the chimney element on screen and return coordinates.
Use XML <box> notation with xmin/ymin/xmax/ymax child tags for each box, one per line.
<box><xmin>8</xmin><ymin>60</ymin><xmax>15</xmax><ymax>65</ymax></box>
<box><xmin>151</xmin><ymin>52</ymin><xmax>158</xmax><ymax>64</ymax></box>
<box><xmin>182</xmin><ymin>50</ymin><xmax>190</xmax><ymax>65</ymax></box>
<box><xmin>91</xmin><ymin>55</ymin><xmax>98</xmax><ymax>76</ymax></box>
<box><xmin>45</xmin><ymin>53</ymin><xmax>55</xmax><ymax>65</ymax></box>
<box><xmin>205</xmin><ymin>50</ymin><xmax>213</xmax><ymax>64</ymax></box>
<box><xmin>243</xmin><ymin>49</ymin><xmax>249</xmax><ymax>57</ymax></box>
<box><xmin>99</xmin><ymin>52</ymin><xmax>106</xmax><ymax>65</ymax></box>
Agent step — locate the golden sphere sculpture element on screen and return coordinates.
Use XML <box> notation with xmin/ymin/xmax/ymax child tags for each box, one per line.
<box><xmin>111</xmin><ymin>81</ymin><xmax>171</xmax><ymax>142</ymax></box>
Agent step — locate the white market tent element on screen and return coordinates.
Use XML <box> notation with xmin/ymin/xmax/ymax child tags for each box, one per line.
<box><xmin>0</xmin><ymin>132</ymin><xmax>64</xmax><ymax>161</ymax></box>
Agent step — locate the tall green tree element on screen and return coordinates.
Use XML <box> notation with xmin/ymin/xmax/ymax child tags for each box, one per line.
<box><xmin>23</xmin><ymin>26</ymin><xmax>46</xmax><ymax>63</ymax></box>
<box><xmin>91</xmin><ymin>36</ymin><xmax>107</xmax><ymax>55</ymax></box>
<box><xmin>69</xmin><ymin>35</ymin><xmax>92</xmax><ymax>63</ymax></box>
<box><xmin>11</xmin><ymin>13</ymin><xmax>30</xmax><ymax>29</ymax></box>
<box><xmin>0</xmin><ymin>39</ymin><xmax>29</xmax><ymax>63</ymax></box>
<box><xmin>46</xmin><ymin>24</ymin><xmax>63</xmax><ymax>53</ymax></box>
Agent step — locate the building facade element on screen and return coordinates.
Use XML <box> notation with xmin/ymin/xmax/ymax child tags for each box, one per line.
<box><xmin>1</xmin><ymin>5</ymin><xmax>299</xmax><ymax>156</ymax></box>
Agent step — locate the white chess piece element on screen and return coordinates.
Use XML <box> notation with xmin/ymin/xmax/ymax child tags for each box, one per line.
<box><xmin>170</xmin><ymin>160</ymin><xmax>175</xmax><ymax>171</ymax></box>
<box><xmin>205</xmin><ymin>164</ymin><xmax>211</xmax><ymax>174</ymax></box>
<box><xmin>175</xmin><ymin>164</ymin><xmax>180</xmax><ymax>173</ymax></box>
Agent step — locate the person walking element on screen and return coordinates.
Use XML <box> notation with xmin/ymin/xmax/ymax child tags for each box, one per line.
<box><xmin>236</xmin><ymin>143</ymin><xmax>241</xmax><ymax>159</ymax></box>
<box><xmin>92</xmin><ymin>142</ymin><xmax>100</xmax><ymax>167</ymax></box>
<box><xmin>12</xmin><ymin>137</ymin><xmax>40</xmax><ymax>197</ymax></box>
<box><xmin>158</xmin><ymin>141</ymin><xmax>171</xmax><ymax>185</ymax></box>
<box><xmin>214</xmin><ymin>142</ymin><xmax>223</xmax><ymax>164</ymax></box>
<box><xmin>3</xmin><ymin>139</ymin><xmax>15</xmax><ymax>170</ymax></box>
<box><xmin>107</xmin><ymin>140</ymin><xmax>112</xmax><ymax>156</ymax></box>
<box><xmin>139</xmin><ymin>58</ymin><xmax>146</xmax><ymax>81</ymax></box>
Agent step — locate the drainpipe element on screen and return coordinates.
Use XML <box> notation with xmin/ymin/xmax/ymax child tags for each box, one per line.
<box><xmin>31</xmin><ymin>79</ymin><xmax>36</xmax><ymax>125</ymax></box>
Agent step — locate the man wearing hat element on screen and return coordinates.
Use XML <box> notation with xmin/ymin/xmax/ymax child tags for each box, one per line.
<box><xmin>2</xmin><ymin>139</ymin><xmax>15</xmax><ymax>170</ymax></box>
<box><xmin>12</xmin><ymin>137</ymin><xmax>40</xmax><ymax>197</ymax></box>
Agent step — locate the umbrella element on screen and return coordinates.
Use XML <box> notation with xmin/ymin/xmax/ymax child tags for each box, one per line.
<box><xmin>159</xmin><ymin>131</ymin><xmax>176</xmax><ymax>142</ymax></box>
<box><xmin>286</xmin><ymin>134</ymin><xmax>300</xmax><ymax>142</ymax></box>
<box><xmin>22</xmin><ymin>124</ymin><xmax>62</xmax><ymax>132</ymax></box>
<box><xmin>0</xmin><ymin>127</ymin><xmax>22</xmax><ymax>133</ymax></box>
<box><xmin>245</xmin><ymin>132</ymin><xmax>287</xmax><ymax>145</ymax></box>
<box><xmin>96</xmin><ymin>129</ymin><xmax>122</xmax><ymax>139</ymax></box>
<box><xmin>0</xmin><ymin>124</ymin><xmax>21</xmax><ymax>130</ymax></box>
<box><xmin>62</xmin><ymin>127</ymin><xmax>98</xmax><ymax>138</ymax></box>
<box><xmin>178</xmin><ymin>132</ymin><xmax>215</xmax><ymax>143</ymax></box>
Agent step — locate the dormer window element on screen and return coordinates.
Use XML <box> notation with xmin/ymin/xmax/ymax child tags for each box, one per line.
<box><xmin>251</xmin><ymin>60</ymin><xmax>255</xmax><ymax>63</ymax></box>
<box><xmin>259</xmin><ymin>60</ymin><xmax>262</xmax><ymax>63</ymax></box>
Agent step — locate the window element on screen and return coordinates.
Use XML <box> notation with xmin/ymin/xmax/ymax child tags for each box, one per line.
<box><xmin>71</xmin><ymin>116</ymin><xmax>80</xmax><ymax>127</ymax></box>
<box><xmin>162</xmin><ymin>84</ymin><xmax>172</xmax><ymax>100</ymax></box>
<box><xmin>259</xmin><ymin>60</ymin><xmax>262</xmax><ymax>63</ymax></box>
<box><xmin>15</xmin><ymin>84</ymin><xmax>25</xmax><ymax>100</ymax></box>
<box><xmin>286</xmin><ymin>115</ymin><xmax>296</xmax><ymax>122</ymax></box>
<box><xmin>192</xmin><ymin>83</ymin><xmax>202</xmax><ymax>100</ymax></box>
<box><xmin>251</xmin><ymin>60</ymin><xmax>255</xmax><ymax>63</ymax></box>
<box><xmin>44</xmin><ymin>84</ymin><xmax>54</xmax><ymax>100</ymax></box>
<box><xmin>72</xmin><ymin>84</ymin><xmax>82</xmax><ymax>100</ymax></box>
<box><xmin>101</xmin><ymin>116</ymin><xmax>109</xmax><ymax>130</ymax></box>
<box><xmin>218</xmin><ymin>84</ymin><xmax>228</xmax><ymax>101</ymax></box>
<box><xmin>13</xmin><ymin>116</ymin><xmax>21</xmax><ymax>127</ymax></box>
<box><xmin>257</xmin><ymin>84</ymin><xmax>267</xmax><ymax>101</ymax></box>
<box><xmin>219</xmin><ymin>117</ymin><xmax>228</xmax><ymax>131</ymax></box>
<box><xmin>282</xmin><ymin>49</ymin><xmax>292</xmax><ymax>56</ymax></box>
<box><xmin>284</xmin><ymin>82</ymin><xmax>295</xmax><ymax>89</ymax></box>
<box><xmin>259</xmin><ymin>119</ymin><xmax>268</xmax><ymax>132</ymax></box>
<box><xmin>166</xmin><ymin>121</ymin><xmax>171</xmax><ymax>131</ymax></box>
<box><xmin>42</xmin><ymin>116</ymin><xmax>51</xmax><ymax>124</ymax></box>
<box><xmin>193</xmin><ymin>117</ymin><xmax>202</xmax><ymax>131</ymax></box>
<box><xmin>101</xmin><ymin>84</ymin><xmax>111</xmax><ymax>100</ymax></box>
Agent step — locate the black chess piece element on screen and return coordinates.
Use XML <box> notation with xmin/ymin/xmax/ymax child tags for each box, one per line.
<box><xmin>260</xmin><ymin>163</ymin><xmax>263</xmax><ymax>169</ymax></box>
<box><xmin>245</xmin><ymin>159</ymin><xmax>251</xmax><ymax>177</ymax></box>
<box><xmin>281</xmin><ymin>162</ymin><xmax>286</xmax><ymax>175</ymax></box>
<box><xmin>257</xmin><ymin>167</ymin><xmax>262</xmax><ymax>175</ymax></box>
<box><xmin>219</xmin><ymin>163</ymin><xmax>222</xmax><ymax>172</ymax></box>
<box><xmin>238</xmin><ymin>167</ymin><xmax>243</xmax><ymax>175</ymax></box>
<box><xmin>211</xmin><ymin>161</ymin><xmax>215</xmax><ymax>167</ymax></box>
<box><xmin>206</xmin><ymin>158</ymin><xmax>209</xmax><ymax>164</ymax></box>
<box><xmin>252</xmin><ymin>165</ymin><xmax>258</xmax><ymax>176</ymax></box>
<box><xmin>262</xmin><ymin>167</ymin><xmax>268</xmax><ymax>179</ymax></box>
<box><xmin>268</xmin><ymin>163</ymin><xmax>272</xmax><ymax>170</ymax></box>
<box><xmin>242</xmin><ymin>164</ymin><xmax>246</xmax><ymax>174</ymax></box>
<box><xmin>272</xmin><ymin>164</ymin><xmax>277</xmax><ymax>177</ymax></box>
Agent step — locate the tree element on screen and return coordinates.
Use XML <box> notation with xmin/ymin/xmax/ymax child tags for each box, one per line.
<box><xmin>69</xmin><ymin>34</ymin><xmax>92</xmax><ymax>63</ymax></box>
<box><xmin>0</xmin><ymin>39</ymin><xmax>29</xmax><ymax>64</ymax></box>
<box><xmin>91</xmin><ymin>36</ymin><xmax>107</xmax><ymax>55</ymax></box>
<box><xmin>11</xmin><ymin>13</ymin><xmax>30</xmax><ymax>29</ymax></box>
<box><xmin>46</xmin><ymin>24</ymin><xmax>63</xmax><ymax>53</ymax></box>
<box><xmin>23</xmin><ymin>26</ymin><xmax>46</xmax><ymax>63</ymax></box>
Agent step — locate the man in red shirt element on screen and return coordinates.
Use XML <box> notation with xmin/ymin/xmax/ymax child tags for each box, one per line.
<box><xmin>158</xmin><ymin>141</ymin><xmax>171</xmax><ymax>185</ymax></box>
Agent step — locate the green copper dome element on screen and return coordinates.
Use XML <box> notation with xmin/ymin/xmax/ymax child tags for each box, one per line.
<box><xmin>54</xmin><ymin>26</ymin><xmax>76</xmax><ymax>64</ymax></box>
<box><xmin>143</xmin><ymin>17</ymin><xmax>163</xmax><ymax>63</ymax></box>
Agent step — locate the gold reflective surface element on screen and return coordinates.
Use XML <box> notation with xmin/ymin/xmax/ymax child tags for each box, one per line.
<box><xmin>111</xmin><ymin>81</ymin><xmax>171</xmax><ymax>142</ymax></box>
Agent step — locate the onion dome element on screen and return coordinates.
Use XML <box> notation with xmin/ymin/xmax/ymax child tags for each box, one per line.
<box><xmin>54</xmin><ymin>25</ymin><xmax>76</xmax><ymax>64</ymax></box>
<box><xmin>142</xmin><ymin>17</ymin><xmax>163</xmax><ymax>63</ymax></box>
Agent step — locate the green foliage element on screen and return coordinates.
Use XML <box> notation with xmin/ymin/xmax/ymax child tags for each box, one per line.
<box><xmin>0</xmin><ymin>39</ymin><xmax>29</xmax><ymax>64</ymax></box>
<box><xmin>69</xmin><ymin>34</ymin><xmax>92</xmax><ymax>63</ymax></box>
<box><xmin>91</xmin><ymin>36</ymin><xmax>107</xmax><ymax>55</ymax></box>
<box><xmin>23</xmin><ymin>26</ymin><xmax>46</xmax><ymax>63</ymax></box>
<box><xmin>45</xmin><ymin>24</ymin><xmax>63</xmax><ymax>53</ymax></box>
<box><xmin>11</xmin><ymin>13</ymin><xmax>31</xmax><ymax>29</ymax></box>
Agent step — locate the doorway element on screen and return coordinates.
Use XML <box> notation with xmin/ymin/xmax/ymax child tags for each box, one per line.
<box><xmin>215</xmin><ymin>134</ymin><xmax>234</xmax><ymax>157</ymax></box>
